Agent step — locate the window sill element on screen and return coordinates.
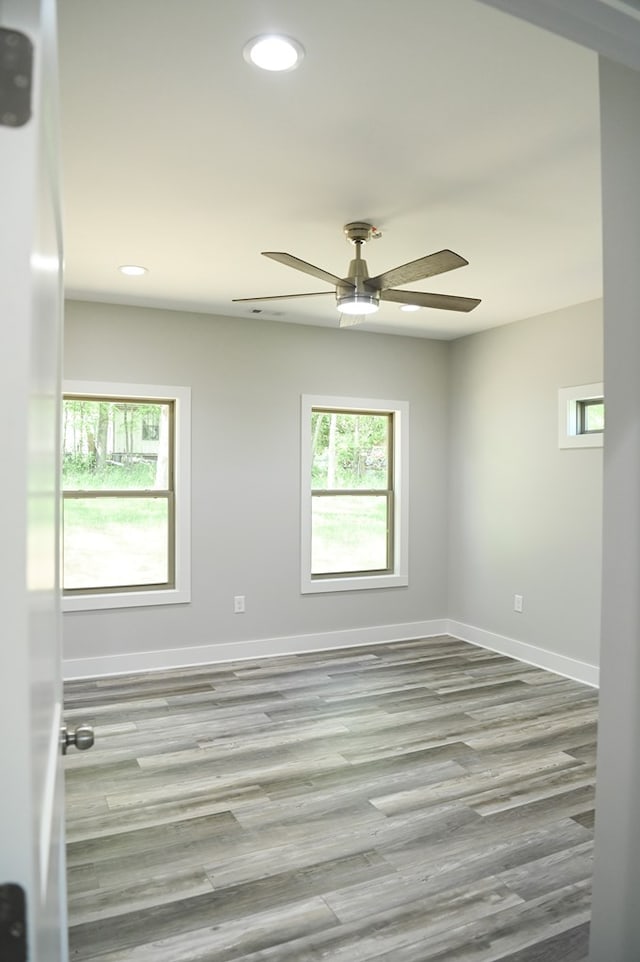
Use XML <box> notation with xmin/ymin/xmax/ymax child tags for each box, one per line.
<box><xmin>62</xmin><ymin>586</ymin><xmax>191</xmax><ymax>612</ymax></box>
<box><xmin>301</xmin><ymin>572</ymin><xmax>408</xmax><ymax>594</ymax></box>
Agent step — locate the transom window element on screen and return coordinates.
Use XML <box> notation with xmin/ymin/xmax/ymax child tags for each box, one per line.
<box><xmin>301</xmin><ymin>395</ymin><xmax>409</xmax><ymax>594</ymax></box>
<box><xmin>558</xmin><ymin>382</ymin><xmax>604</xmax><ymax>449</ymax></box>
<box><xmin>577</xmin><ymin>398</ymin><xmax>604</xmax><ymax>434</ymax></box>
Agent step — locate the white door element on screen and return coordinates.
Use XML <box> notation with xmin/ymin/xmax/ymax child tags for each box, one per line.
<box><xmin>0</xmin><ymin>0</ymin><xmax>67</xmax><ymax>959</ymax></box>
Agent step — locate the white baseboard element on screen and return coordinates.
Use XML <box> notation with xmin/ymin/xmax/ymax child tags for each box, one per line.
<box><xmin>62</xmin><ymin>619</ymin><xmax>450</xmax><ymax>679</ymax></box>
<box><xmin>63</xmin><ymin>617</ymin><xmax>599</xmax><ymax>687</ymax></box>
<box><xmin>447</xmin><ymin>620</ymin><xmax>599</xmax><ymax>688</ymax></box>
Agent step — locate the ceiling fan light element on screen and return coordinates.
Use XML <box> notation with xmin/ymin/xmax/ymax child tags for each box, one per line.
<box><xmin>244</xmin><ymin>35</ymin><xmax>304</xmax><ymax>72</ymax></box>
<box><xmin>337</xmin><ymin>294</ymin><xmax>379</xmax><ymax>315</ymax></box>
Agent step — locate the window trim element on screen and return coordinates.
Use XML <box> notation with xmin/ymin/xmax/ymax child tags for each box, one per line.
<box><xmin>558</xmin><ymin>382</ymin><xmax>604</xmax><ymax>448</ymax></box>
<box><xmin>62</xmin><ymin>380</ymin><xmax>191</xmax><ymax>611</ymax></box>
<box><xmin>300</xmin><ymin>394</ymin><xmax>409</xmax><ymax>594</ymax></box>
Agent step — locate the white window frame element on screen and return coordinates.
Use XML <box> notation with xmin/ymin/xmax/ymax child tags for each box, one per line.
<box><xmin>62</xmin><ymin>380</ymin><xmax>191</xmax><ymax>611</ymax></box>
<box><xmin>558</xmin><ymin>382</ymin><xmax>604</xmax><ymax>448</ymax></box>
<box><xmin>300</xmin><ymin>394</ymin><xmax>409</xmax><ymax>594</ymax></box>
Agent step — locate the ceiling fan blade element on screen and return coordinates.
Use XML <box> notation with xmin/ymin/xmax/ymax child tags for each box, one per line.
<box><xmin>367</xmin><ymin>249</ymin><xmax>468</xmax><ymax>291</ymax></box>
<box><xmin>232</xmin><ymin>291</ymin><xmax>333</xmax><ymax>303</ymax></box>
<box><xmin>339</xmin><ymin>313</ymin><xmax>366</xmax><ymax>328</ymax></box>
<box><xmin>381</xmin><ymin>288</ymin><xmax>481</xmax><ymax>312</ymax></box>
<box><xmin>262</xmin><ymin>252</ymin><xmax>352</xmax><ymax>288</ymax></box>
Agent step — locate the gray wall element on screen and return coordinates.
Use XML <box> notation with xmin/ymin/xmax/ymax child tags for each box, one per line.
<box><xmin>63</xmin><ymin>296</ymin><xmax>603</xmax><ymax>672</ymax></box>
<box><xmin>63</xmin><ymin>301</ymin><xmax>450</xmax><ymax>662</ymax></box>
<box><xmin>448</xmin><ymin>298</ymin><xmax>603</xmax><ymax>666</ymax></box>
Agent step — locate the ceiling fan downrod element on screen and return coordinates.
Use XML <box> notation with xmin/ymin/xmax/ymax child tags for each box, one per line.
<box><xmin>338</xmin><ymin>222</ymin><xmax>380</xmax><ymax>312</ymax></box>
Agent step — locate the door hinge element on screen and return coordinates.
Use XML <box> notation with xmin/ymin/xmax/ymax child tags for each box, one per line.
<box><xmin>0</xmin><ymin>884</ymin><xmax>27</xmax><ymax>962</ymax></box>
<box><xmin>0</xmin><ymin>28</ymin><xmax>33</xmax><ymax>127</ymax></box>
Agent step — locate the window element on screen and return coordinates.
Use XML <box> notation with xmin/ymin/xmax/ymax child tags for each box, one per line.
<box><xmin>558</xmin><ymin>382</ymin><xmax>604</xmax><ymax>448</ymax></box>
<box><xmin>301</xmin><ymin>395</ymin><xmax>408</xmax><ymax>593</ymax></box>
<box><xmin>62</xmin><ymin>381</ymin><xmax>191</xmax><ymax>611</ymax></box>
<box><xmin>577</xmin><ymin>398</ymin><xmax>605</xmax><ymax>434</ymax></box>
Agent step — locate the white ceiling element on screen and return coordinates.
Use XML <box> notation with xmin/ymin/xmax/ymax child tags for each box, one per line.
<box><xmin>57</xmin><ymin>0</ymin><xmax>602</xmax><ymax>339</ymax></box>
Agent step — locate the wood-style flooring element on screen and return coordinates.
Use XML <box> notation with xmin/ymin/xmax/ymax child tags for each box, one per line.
<box><xmin>63</xmin><ymin>635</ymin><xmax>598</xmax><ymax>961</ymax></box>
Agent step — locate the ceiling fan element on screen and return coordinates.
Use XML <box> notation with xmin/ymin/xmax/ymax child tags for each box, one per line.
<box><xmin>232</xmin><ymin>221</ymin><xmax>481</xmax><ymax>327</ymax></box>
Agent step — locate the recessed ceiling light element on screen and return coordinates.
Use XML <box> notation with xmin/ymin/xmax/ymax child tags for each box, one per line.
<box><xmin>243</xmin><ymin>34</ymin><xmax>304</xmax><ymax>72</ymax></box>
<box><xmin>400</xmin><ymin>304</ymin><xmax>420</xmax><ymax>312</ymax></box>
<box><xmin>118</xmin><ymin>264</ymin><xmax>148</xmax><ymax>276</ymax></box>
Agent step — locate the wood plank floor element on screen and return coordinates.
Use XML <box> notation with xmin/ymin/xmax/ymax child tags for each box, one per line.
<box><xmin>63</xmin><ymin>635</ymin><xmax>597</xmax><ymax>961</ymax></box>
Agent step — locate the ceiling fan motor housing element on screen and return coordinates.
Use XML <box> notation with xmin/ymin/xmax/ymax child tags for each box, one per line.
<box><xmin>337</xmin><ymin>236</ymin><xmax>380</xmax><ymax>313</ymax></box>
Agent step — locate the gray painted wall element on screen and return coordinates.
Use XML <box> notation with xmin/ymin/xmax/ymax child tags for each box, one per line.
<box><xmin>63</xmin><ymin>296</ymin><xmax>603</xmax><ymax>672</ymax></box>
<box><xmin>63</xmin><ymin>301</ymin><xmax>450</xmax><ymax>662</ymax></box>
<box><xmin>448</xmin><ymin>299</ymin><xmax>603</xmax><ymax>666</ymax></box>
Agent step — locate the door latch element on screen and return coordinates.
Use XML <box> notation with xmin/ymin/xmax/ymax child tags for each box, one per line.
<box><xmin>60</xmin><ymin>723</ymin><xmax>95</xmax><ymax>755</ymax></box>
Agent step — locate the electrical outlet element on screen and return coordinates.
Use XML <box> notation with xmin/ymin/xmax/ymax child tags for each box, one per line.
<box><xmin>514</xmin><ymin>594</ymin><xmax>523</xmax><ymax>613</ymax></box>
<box><xmin>233</xmin><ymin>595</ymin><xmax>245</xmax><ymax>614</ymax></box>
